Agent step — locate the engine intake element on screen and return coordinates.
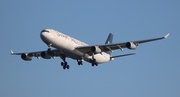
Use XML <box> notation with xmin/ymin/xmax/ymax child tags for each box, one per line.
<box><xmin>91</xmin><ymin>46</ymin><xmax>101</xmax><ymax>53</ymax></box>
<box><xmin>41</xmin><ymin>52</ymin><xmax>51</xmax><ymax>59</ymax></box>
<box><xmin>21</xmin><ymin>53</ymin><xmax>32</xmax><ymax>61</ymax></box>
<box><xmin>126</xmin><ymin>42</ymin><xmax>137</xmax><ymax>50</ymax></box>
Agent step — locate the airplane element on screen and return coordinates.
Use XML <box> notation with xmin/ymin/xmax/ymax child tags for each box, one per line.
<box><xmin>11</xmin><ymin>29</ymin><xmax>170</xmax><ymax>70</ymax></box>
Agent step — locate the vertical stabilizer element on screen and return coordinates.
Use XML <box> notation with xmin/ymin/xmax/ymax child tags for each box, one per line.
<box><xmin>105</xmin><ymin>33</ymin><xmax>113</xmax><ymax>54</ymax></box>
<box><xmin>105</xmin><ymin>33</ymin><xmax>113</xmax><ymax>44</ymax></box>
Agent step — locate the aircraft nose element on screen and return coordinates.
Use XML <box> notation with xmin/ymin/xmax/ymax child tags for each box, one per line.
<box><xmin>41</xmin><ymin>29</ymin><xmax>49</xmax><ymax>36</ymax></box>
<box><xmin>40</xmin><ymin>31</ymin><xmax>46</xmax><ymax>39</ymax></box>
<box><xmin>40</xmin><ymin>29</ymin><xmax>50</xmax><ymax>41</ymax></box>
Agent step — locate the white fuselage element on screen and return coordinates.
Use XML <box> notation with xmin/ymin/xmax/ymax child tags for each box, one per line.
<box><xmin>40</xmin><ymin>29</ymin><xmax>110</xmax><ymax>64</ymax></box>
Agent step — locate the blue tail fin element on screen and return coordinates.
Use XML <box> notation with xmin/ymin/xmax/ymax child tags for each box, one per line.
<box><xmin>105</xmin><ymin>33</ymin><xmax>113</xmax><ymax>54</ymax></box>
<box><xmin>105</xmin><ymin>33</ymin><xmax>113</xmax><ymax>44</ymax></box>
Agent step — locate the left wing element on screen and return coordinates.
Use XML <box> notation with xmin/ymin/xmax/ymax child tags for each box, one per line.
<box><xmin>76</xmin><ymin>33</ymin><xmax>170</xmax><ymax>54</ymax></box>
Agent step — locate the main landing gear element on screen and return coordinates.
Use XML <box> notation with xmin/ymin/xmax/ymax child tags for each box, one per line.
<box><xmin>61</xmin><ymin>62</ymin><xmax>70</xmax><ymax>70</ymax></box>
<box><xmin>90</xmin><ymin>59</ymin><xmax>98</xmax><ymax>67</ymax></box>
<box><xmin>77</xmin><ymin>60</ymin><xmax>83</xmax><ymax>65</ymax></box>
<box><xmin>46</xmin><ymin>45</ymin><xmax>70</xmax><ymax>70</ymax></box>
<box><xmin>60</xmin><ymin>56</ymin><xmax>70</xmax><ymax>70</ymax></box>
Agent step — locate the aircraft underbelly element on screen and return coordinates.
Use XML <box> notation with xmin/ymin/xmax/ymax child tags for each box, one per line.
<box><xmin>91</xmin><ymin>53</ymin><xmax>110</xmax><ymax>64</ymax></box>
<box><xmin>61</xmin><ymin>49</ymin><xmax>84</xmax><ymax>59</ymax></box>
<box><xmin>49</xmin><ymin>35</ymin><xmax>110</xmax><ymax>64</ymax></box>
<box><xmin>57</xmin><ymin>47</ymin><xmax>110</xmax><ymax>64</ymax></box>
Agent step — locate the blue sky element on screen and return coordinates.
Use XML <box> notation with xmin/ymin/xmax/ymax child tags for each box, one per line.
<box><xmin>1</xmin><ymin>0</ymin><xmax>180</xmax><ymax>97</ymax></box>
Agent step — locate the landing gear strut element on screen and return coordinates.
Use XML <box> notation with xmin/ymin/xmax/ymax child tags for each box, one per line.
<box><xmin>90</xmin><ymin>53</ymin><xmax>98</xmax><ymax>67</ymax></box>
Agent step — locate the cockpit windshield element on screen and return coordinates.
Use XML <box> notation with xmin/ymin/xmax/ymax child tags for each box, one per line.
<box><xmin>41</xmin><ymin>29</ymin><xmax>49</xmax><ymax>33</ymax></box>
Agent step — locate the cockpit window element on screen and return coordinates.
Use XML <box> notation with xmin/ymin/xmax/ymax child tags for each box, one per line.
<box><xmin>41</xmin><ymin>30</ymin><xmax>49</xmax><ymax>33</ymax></box>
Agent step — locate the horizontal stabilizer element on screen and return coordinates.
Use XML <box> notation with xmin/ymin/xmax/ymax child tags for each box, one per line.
<box><xmin>110</xmin><ymin>53</ymin><xmax>136</xmax><ymax>59</ymax></box>
<box><xmin>10</xmin><ymin>50</ymin><xmax>14</xmax><ymax>55</ymax></box>
<box><xmin>10</xmin><ymin>50</ymin><xmax>23</xmax><ymax>55</ymax></box>
<box><xmin>164</xmin><ymin>33</ymin><xmax>170</xmax><ymax>38</ymax></box>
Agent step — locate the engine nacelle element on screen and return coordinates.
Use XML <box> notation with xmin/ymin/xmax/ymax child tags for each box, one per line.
<box><xmin>91</xmin><ymin>46</ymin><xmax>102</xmax><ymax>53</ymax></box>
<box><xmin>21</xmin><ymin>53</ymin><xmax>32</xmax><ymax>61</ymax></box>
<box><xmin>126</xmin><ymin>42</ymin><xmax>137</xmax><ymax>50</ymax></box>
<box><xmin>41</xmin><ymin>52</ymin><xmax>51</xmax><ymax>59</ymax></box>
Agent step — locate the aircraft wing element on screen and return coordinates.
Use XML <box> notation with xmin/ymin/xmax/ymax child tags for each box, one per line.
<box><xmin>76</xmin><ymin>33</ymin><xmax>170</xmax><ymax>54</ymax></box>
<box><xmin>11</xmin><ymin>49</ymin><xmax>64</xmax><ymax>58</ymax></box>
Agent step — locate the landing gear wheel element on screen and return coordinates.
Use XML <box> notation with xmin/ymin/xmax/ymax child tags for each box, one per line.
<box><xmin>90</xmin><ymin>59</ymin><xmax>97</xmax><ymax>67</ymax></box>
<box><xmin>63</xmin><ymin>65</ymin><xmax>66</xmax><ymax>70</ymax></box>
<box><xmin>62</xmin><ymin>65</ymin><xmax>70</xmax><ymax>70</ymax></box>
<box><xmin>66</xmin><ymin>65</ymin><xmax>70</xmax><ymax>69</ymax></box>
<box><xmin>77</xmin><ymin>59</ymin><xmax>83</xmax><ymax>65</ymax></box>
<box><xmin>61</xmin><ymin>61</ymin><xmax>70</xmax><ymax>70</ymax></box>
<box><xmin>78</xmin><ymin>61</ymin><xmax>83</xmax><ymax>65</ymax></box>
<box><xmin>61</xmin><ymin>62</ymin><xmax>64</xmax><ymax>66</ymax></box>
<box><xmin>78</xmin><ymin>62</ymin><xmax>81</xmax><ymax>65</ymax></box>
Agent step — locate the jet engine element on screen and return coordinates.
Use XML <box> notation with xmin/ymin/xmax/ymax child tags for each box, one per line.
<box><xmin>91</xmin><ymin>46</ymin><xmax>101</xmax><ymax>53</ymax></box>
<box><xmin>126</xmin><ymin>42</ymin><xmax>137</xmax><ymax>50</ymax></box>
<box><xmin>41</xmin><ymin>52</ymin><xmax>51</xmax><ymax>59</ymax></box>
<box><xmin>21</xmin><ymin>53</ymin><xmax>32</xmax><ymax>61</ymax></box>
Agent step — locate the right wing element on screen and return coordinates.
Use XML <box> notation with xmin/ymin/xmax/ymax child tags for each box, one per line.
<box><xmin>11</xmin><ymin>49</ymin><xmax>64</xmax><ymax>61</ymax></box>
<box><xmin>76</xmin><ymin>33</ymin><xmax>170</xmax><ymax>54</ymax></box>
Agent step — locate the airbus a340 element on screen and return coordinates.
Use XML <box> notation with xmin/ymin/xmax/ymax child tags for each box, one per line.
<box><xmin>11</xmin><ymin>29</ymin><xmax>170</xmax><ymax>69</ymax></box>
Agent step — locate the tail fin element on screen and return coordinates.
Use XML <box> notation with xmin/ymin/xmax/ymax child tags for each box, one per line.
<box><xmin>105</xmin><ymin>33</ymin><xmax>113</xmax><ymax>44</ymax></box>
<box><xmin>105</xmin><ymin>33</ymin><xmax>113</xmax><ymax>54</ymax></box>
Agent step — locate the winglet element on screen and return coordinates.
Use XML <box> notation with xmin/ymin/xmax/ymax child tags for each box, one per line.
<box><xmin>10</xmin><ymin>50</ymin><xmax>14</xmax><ymax>55</ymax></box>
<box><xmin>164</xmin><ymin>33</ymin><xmax>170</xmax><ymax>38</ymax></box>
